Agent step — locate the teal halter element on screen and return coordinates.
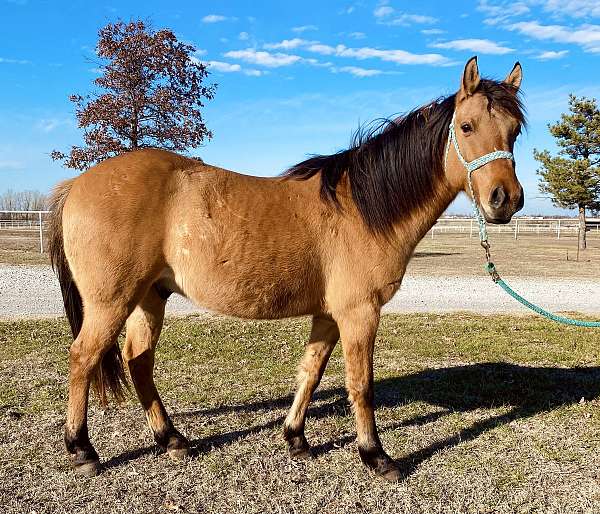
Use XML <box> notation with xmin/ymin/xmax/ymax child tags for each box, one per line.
<box><xmin>444</xmin><ymin>112</ymin><xmax>600</xmax><ymax>327</ymax></box>
<box><xmin>444</xmin><ymin>113</ymin><xmax>514</xmax><ymax>245</ymax></box>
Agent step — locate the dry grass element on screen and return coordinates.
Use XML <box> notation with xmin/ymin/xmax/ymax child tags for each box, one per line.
<box><xmin>0</xmin><ymin>230</ymin><xmax>48</xmax><ymax>265</ymax></box>
<box><xmin>410</xmin><ymin>232</ymin><xmax>600</xmax><ymax>279</ymax></box>
<box><xmin>2</xmin><ymin>314</ymin><xmax>600</xmax><ymax>513</ymax></box>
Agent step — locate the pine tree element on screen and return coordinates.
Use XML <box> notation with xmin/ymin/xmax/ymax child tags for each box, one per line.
<box><xmin>535</xmin><ymin>95</ymin><xmax>600</xmax><ymax>249</ymax></box>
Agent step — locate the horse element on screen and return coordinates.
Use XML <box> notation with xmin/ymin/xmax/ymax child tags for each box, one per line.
<box><xmin>48</xmin><ymin>56</ymin><xmax>525</xmax><ymax>481</ymax></box>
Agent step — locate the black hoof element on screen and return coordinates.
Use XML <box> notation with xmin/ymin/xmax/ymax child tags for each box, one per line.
<box><xmin>167</xmin><ymin>446</ymin><xmax>192</xmax><ymax>461</ymax></box>
<box><xmin>155</xmin><ymin>427</ymin><xmax>190</xmax><ymax>459</ymax></box>
<box><xmin>283</xmin><ymin>426</ymin><xmax>313</xmax><ymax>460</ymax></box>
<box><xmin>73</xmin><ymin>459</ymin><xmax>102</xmax><ymax>477</ymax></box>
<box><xmin>65</xmin><ymin>428</ymin><xmax>102</xmax><ymax>477</ymax></box>
<box><xmin>288</xmin><ymin>436</ymin><xmax>313</xmax><ymax>460</ymax></box>
<box><xmin>359</xmin><ymin>446</ymin><xmax>402</xmax><ymax>482</ymax></box>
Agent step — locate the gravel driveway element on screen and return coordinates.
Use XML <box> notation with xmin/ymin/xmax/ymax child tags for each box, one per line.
<box><xmin>2</xmin><ymin>264</ymin><xmax>600</xmax><ymax>319</ymax></box>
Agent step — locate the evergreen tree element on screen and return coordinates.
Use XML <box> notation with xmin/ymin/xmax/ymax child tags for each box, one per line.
<box><xmin>535</xmin><ymin>95</ymin><xmax>600</xmax><ymax>249</ymax></box>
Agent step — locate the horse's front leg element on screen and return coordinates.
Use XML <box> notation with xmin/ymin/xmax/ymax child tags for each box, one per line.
<box><xmin>336</xmin><ymin>304</ymin><xmax>401</xmax><ymax>482</ymax></box>
<box><xmin>283</xmin><ymin>314</ymin><xmax>339</xmax><ymax>458</ymax></box>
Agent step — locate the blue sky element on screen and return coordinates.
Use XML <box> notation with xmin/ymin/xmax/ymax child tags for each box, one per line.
<box><xmin>2</xmin><ymin>0</ymin><xmax>600</xmax><ymax>214</ymax></box>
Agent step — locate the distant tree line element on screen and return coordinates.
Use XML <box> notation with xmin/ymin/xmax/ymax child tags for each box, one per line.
<box><xmin>0</xmin><ymin>190</ymin><xmax>48</xmax><ymax>220</ymax></box>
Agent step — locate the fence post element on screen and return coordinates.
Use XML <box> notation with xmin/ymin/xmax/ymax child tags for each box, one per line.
<box><xmin>469</xmin><ymin>219</ymin><xmax>473</xmax><ymax>238</ymax></box>
<box><xmin>514</xmin><ymin>219</ymin><xmax>518</xmax><ymax>240</ymax></box>
<box><xmin>38</xmin><ymin>211</ymin><xmax>43</xmax><ymax>253</ymax></box>
<box><xmin>557</xmin><ymin>219</ymin><xmax>561</xmax><ymax>240</ymax></box>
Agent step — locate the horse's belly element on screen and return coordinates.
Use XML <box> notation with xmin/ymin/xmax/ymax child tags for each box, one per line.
<box><xmin>168</xmin><ymin>261</ymin><xmax>324</xmax><ymax>319</ymax></box>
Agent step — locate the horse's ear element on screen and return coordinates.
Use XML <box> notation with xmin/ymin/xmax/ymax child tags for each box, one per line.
<box><xmin>504</xmin><ymin>61</ymin><xmax>522</xmax><ymax>90</ymax></box>
<box><xmin>459</xmin><ymin>56</ymin><xmax>480</xmax><ymax>99</ymax></box>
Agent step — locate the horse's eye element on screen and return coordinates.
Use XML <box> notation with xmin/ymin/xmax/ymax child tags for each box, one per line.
<box><xmin>460</xmin><ymin>122</ymin><xmax>472</xmax><ymax>134</ymax></box>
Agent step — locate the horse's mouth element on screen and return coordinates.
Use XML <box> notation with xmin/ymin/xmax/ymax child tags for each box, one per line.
<box><xmin>484</xmin><ymin>214</ymin><xmax>512</xmax><ymax>225</ymax></box>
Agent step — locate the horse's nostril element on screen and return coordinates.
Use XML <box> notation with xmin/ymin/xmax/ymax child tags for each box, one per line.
<box><xmin>490</xmin><ymin>186</ymin><xmax>506</xmax><ymax>209</ymax></box>
<box><xmin>516</xmin><ymin>187</ymin><xmax>524</xmax><ymax>211</ymax></box>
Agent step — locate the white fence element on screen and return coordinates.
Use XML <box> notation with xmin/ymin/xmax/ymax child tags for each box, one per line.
<box><xmin>428</xmin><ymin>217</ymin><xmax>592</xmax><ymax>240</ymax></box>
<box><xmin>0</xmin><ymin>210</ymin><xmax>51</xmax><ymax>253</ymax></box>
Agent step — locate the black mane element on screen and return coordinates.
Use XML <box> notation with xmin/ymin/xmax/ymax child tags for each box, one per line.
<box><xmin>283</xmin><ymin>79</ymin><xmax>525</xmax><ymax>235</ymax></box>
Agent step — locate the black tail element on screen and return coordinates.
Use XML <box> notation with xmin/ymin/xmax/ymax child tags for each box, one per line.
<box><xmin>48</xmin><ymin>180</ymin><xmax>127</xmax><ymax>406</ymax></box>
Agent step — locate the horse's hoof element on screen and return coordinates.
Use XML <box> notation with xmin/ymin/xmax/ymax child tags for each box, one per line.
<box><xmin>289</xmin><ymin>444</ymin><xmax>313</xmax><ymax>460</ymax></box>
<box><xmin>359</xmin><ymin>446</ymin><xmax>402</xmax><ymax>482</ymax></box>
<box><xmin>285</xmin><ymin>431</ymin><xmax>313</xmax><ymax>460</ymax></box>
<box><xmin>167</xmin><ymin>446</ymin><xmax>191</xmax><ymax>461</ymax></box>
<box><xmin>378</xmin><ymin>463</ymin><xmax>402</xmax><ymax>482</ymax></box>
<box><xmin>74</xmin><ymin>460</ymin><xmax>102</xmax><ymax>477</ymax></box>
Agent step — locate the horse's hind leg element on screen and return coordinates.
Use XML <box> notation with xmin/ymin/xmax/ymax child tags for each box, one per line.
<box><xmin>65</xmin><ymin>303</ymin><xmax>130</xmax><ymax>476</ymax></box>
<box><xmin>283</xmin><ymin>314</ymin><xmax>339</xmax><ymax>458</ymax></box>
<box><xmin>123</xmin><ymin>286</ymin><xmax>190</xmax><ymax>460</ymax></box>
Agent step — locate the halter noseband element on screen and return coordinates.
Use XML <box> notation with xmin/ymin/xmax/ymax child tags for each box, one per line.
<box><xmin>443</xmin><ymin>112</ymin><xmax>515</xmax><ymax>249</ymax></box>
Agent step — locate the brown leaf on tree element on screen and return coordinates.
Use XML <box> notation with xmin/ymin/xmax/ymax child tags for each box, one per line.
<box><xmin>52</xmin><ymin>20</ymin><xmax>216</xmax><ymax>170</ymax></box>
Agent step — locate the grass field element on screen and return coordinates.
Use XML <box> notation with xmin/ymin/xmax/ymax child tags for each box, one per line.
<box><xmin>2</xmin><ymin>314</ymin><xmax>600</xmax><ymax>513</ymax></box>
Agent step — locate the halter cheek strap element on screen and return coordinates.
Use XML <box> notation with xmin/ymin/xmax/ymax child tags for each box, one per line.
<box><xmin>443</xmin><ymin>112</ymin><xmax>514</xmax><ymax>246</ymax></box>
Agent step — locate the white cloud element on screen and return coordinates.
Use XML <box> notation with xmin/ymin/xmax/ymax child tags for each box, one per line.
<box><xmin>334</xmin><ymin>66</ymin><xmax>383</xmax><ymax>77</ymax></box>
<box><xmin>373</xmin><ymin>4</ymin><xmax>437</xmax><ymax>25</ymax></box>
<box><xmin>307</xmin><ymin>43</ymin><xmax>450</xmax><ymax>65</ymax></box>
<box><xmin>347</xmin><ymin>31</ymin><xmax>366</xmax><ymax>39</ymax></box>
<box><xmin>224</xmin><ymin>49</ymin><xmax>302</xmax><ymax>67</ymax></box>
<box><xmin>202</xmin><ymin>14</ymin><xmax>227</xmax><ymax>23</ymax></box>
<box><xmin>238</xmin><ymin>32</ymin><xmax>249</xmax><ymax>41</ymax></box>
<box><xmin>36</xmin><ymin>118</ymin><xmax>70</xmax><ymax>133</ymax></box>
<box><xmin>264</xmin><ymin>38</ymin><xmax>310</xmax><ymax>50</ymax></box>
<box><xmin>536</xmin><ymin>49</ymin><xmax>569</xmax><ymax>60</ymax></box>
<box><xmin>477</xmin><ymin>0</ymin><xmax>530</xmax><ymax>25</ymax></box>
<box><xmin>306</xmin><ymin>43</ymin><xmax>337</xmax><ymax>55</ymax></box>
<box><xmin>0</xmin><ymin>57</ymin><xmax>30</xmax><ymax>64</ymax></box>
<box><xmin>207</xmin><ymin>61</ymin><xmax>242</xmax><ymax>73</ymax></box>
<box><xmin>508</xmin><ymin>21</ymin><xmax>600</xmax><ymax>52</ymax></box>
<box><xmin>206</xmin><ymin>60</ymin><xmax>263</xmax><ymax>76</ymax></box>
<box><xmin>374</xmin><ymin>5</ymin><xmax>394</xmax><ymax>18</ymax></box>
<box><xmin>421</xmin><ymin>28</ymin><xmax>445</xmax><ymax>35</ymax></box>
<box><xmin>386</xmin><ymin>13</ymin><xmax>438</xmax><ymax>25</ymax></box>
<box><xmin>0</xmin><ymin>160</ymin><xmax>24</xmax><ymax>171</ymax></box>
<box><xmin>540</xmin><ymin>0</ymin><xmax>600</xmax><ymax>18</ymax></box>
<box><xmin>292</xmin><ymin>25</ymin><xmax>318</xmax><ymax>33</ymax></box>
<box><xmin>430</xmin><ymin>38</ymin><xmax>514</xmax><ymax>55</ymax></box>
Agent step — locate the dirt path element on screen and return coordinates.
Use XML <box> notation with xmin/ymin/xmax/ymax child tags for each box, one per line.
<box><xmin>2</xmin><ymin>264</ymin><xmax>600</xmax><ymax>319</ymax></box>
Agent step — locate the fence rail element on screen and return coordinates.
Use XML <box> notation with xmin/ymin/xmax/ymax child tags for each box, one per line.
<box><xmin>0</xmin><ymin>211</ymin><xmax>595</xmax><ymax>254</ymax></box>
<box><xmin>429</xmin><ymin>217</ymin><xmax>593</xmax><ymax>240</ymax></box>
<box><xmin>0</xmin><ymin>210</ymin><xmax>51</xmax><ymax>253</ymax></box>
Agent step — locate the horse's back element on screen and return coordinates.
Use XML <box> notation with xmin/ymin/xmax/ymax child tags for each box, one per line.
<box><xmin>61</xmin><ymin>148</ymin><xmax>328</xmax><ymax>317</ymax></box>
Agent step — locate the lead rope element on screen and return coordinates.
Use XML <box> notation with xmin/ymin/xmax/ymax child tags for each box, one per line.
<box><xmin>444</xmin><ymin>114</ymin><xmax>600</xmax><ymax>327</ymax></box>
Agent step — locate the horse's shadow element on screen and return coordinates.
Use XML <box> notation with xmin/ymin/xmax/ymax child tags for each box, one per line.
<box><xmin>103</xmin><ymin>363</ymin><xmax>600</xmax><ymax>476</ymax></box>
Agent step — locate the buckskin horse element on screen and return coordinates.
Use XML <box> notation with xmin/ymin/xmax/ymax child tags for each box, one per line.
<box><xmin>48</xmin><ymin>57</ymin><xmax>524</xmax><ymax>481</ymax></box>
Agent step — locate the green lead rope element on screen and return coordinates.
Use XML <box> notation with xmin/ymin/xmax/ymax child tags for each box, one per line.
<box><xmin>444</xmin><ymin>110</ymin><xmax>600</xmax><ymax>327</ymax></box>
<box><xmin>484</xmin><ymin>262</ymin><xmax>600</xmax><ymax>327</ymax></box>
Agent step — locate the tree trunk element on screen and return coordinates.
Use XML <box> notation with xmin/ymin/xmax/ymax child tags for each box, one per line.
<box><xmin>578</xmin><ymin>205</ymin><xmax>587</xmax><ymax>250</ymax></box>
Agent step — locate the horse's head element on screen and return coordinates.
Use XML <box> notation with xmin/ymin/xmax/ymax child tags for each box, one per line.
<box><xmin>446</xmin><ymin>57</ymin><xmax>525</xmax><ymax>224</ymax></box>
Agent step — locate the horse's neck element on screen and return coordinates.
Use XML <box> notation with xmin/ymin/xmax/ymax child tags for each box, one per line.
<box><xmin>392</xmin><ymin>179</ymin><xmax>460</xmax><ymax>257</ymax></box>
